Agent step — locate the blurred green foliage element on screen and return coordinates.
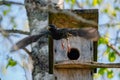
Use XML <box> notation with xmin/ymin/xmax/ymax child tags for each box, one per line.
<box><xmin>0</xmin><ymin>0</ymin><xmax>120</xmax><ymax>79</ymax></box>
<box><xmin>98</xmin><ymin>68</ymin><xmax>107</xmax><ymax>75</ymax></box>
<box><xmin>108</xmin><ymin>51</ymin><xmax>116</xmax><ymax>62</ymax></box>
<box><xmin>6</xmin><ymin>58</ymin><xmax>17</xmax><ymax>68</ymax></box>
<box><xmin>98</xmin><ymin>37</ymin><xmax>109</xmax><ymax>45</ymax></box>
<box><xmin>3</xmin><ymin>9</ymin><xmax>10</xmax><ymax>16</ymax></box>
<box><xmin>92</xmin><ymin>0</ymin><xmax>103</xmax><ymax>6</ymax></box>
<box><xmin>65</xmin><ymin>0</ymin><xmax>76</xmax><ymax>8</ymax></box>
<box><xmin>107</xmin><ymin>70</ymin><xmax>114</xmax><ymax>79</ymax></box>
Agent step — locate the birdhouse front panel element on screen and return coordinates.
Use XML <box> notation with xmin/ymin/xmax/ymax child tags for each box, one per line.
<box><xmin>49</xmin><ymin>9</ymin><xmax>98</xmax><ymax>80</ymax></box>
<box><xmin>54</xmin><ymin>36</ymin><xmax>93</xmax><ymax>62</ymax></box>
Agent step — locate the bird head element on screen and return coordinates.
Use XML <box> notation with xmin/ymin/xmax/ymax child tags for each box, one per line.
<box><xmin>47</xmin><ymin>24</ymin><xmax>57</xmax><ymax>32</ymax></box>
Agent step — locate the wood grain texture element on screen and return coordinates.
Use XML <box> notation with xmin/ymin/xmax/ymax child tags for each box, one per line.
<box><xmin>49</xmin><ymin>7</ymin><xmax>98</xmax><ymax>80</ymax></box>
<box><xmin>54</xmin><ymin>69</ymin><xmax>93</xmax><ymax>80</ymax></box>
<box><xmin>54</xmin><ymin>37</ymin><xmax>93</xmax><ymax>62</ymax></box>
<box><xmin>49</xmin><ymin>9</ymin><xmax>98</xmax><ymax>28</ymax></box>
<box><xmin>55</xmin><ymin>61</ymin><xmax>120</xmax><ymax>68</ymax></box>
<box><xmin>54</xmin><ymin>37</ymin><xmax>94</xmax><ymax>80</ymax></box>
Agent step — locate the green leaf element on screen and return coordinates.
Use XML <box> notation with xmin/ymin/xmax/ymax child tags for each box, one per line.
<box><xmin>13</xmin><ymin>24</ymin><xmax>17</xmax><ymax>29</ymax></box>
<box><xmin>107</xmin><ymin>70</ymin><xmax>114</xmax><ymax>79</ymax></box>
<box><xmin>65</xmin><ymin>0</ymin><xmax>69</xmax><ymax>3</ymax></box>
<box><xmin>98</xmin><ymin>68</ymin><xmax>107</xmax><ymax>75</ymax></box>
<box><xmin>108</xmin><ymin>52</ymin><xmax>116</xmax><ymax>62</ymax></box>
<box><xmin>3</xmin><ymin>9</ymin><xmax>10</xmax><ymax>16</ymax></box>
<box><xmin>112</xmin><ymin>11</ymin><xmax>116</xmax><ymax>17</ymax></box>
<box><xmin>71</xmin><ymin>0</ymin><xmax>76</xmax><ymax>5</ymax></box>
<box><xmin>106</xmin><ymin>47</ymin><xmax>111</xmax><ymax>53</ymax></box>
<box><xmin>10</xmin><ymin>17</ymin><xmax>17</xmax><ymax>29</ymax></box>
<box><xmin>115</xmin><ymin>7</ymin><xmax>120</xmax><ymax>11</ymax></box>
<box><xmin>98</xmin><ymin>37</ymin><xmax>108</xmax><ymax>45</ymax></box>
<box><xmin>6</xmin><ymin>58</ymin><xmax>17</xmax><ymax>68</ymax></box>
<box><xmin>6</xmin><ymin>4</ymin><xmax>11</xmax><ymax>7</ymax></box>
<box><xmin>92</xmin><ymin>0</ymin><xmax>98</xmax><ymax>6</ymax></box>
<box><xmin>65</xmin><ymin>0</ymin><xmax>75</xmax><ymax>6</ymax></box>
<box><xmin>98</xmin><ymin>0</ymin><xmax>103</xmax><ymax>4</ymax></box>
<box><xmin>92</xmin><ymin>0</ymin><xmax>102</xmax><ymax>6</ymax></box>
<box><xmin>104</xmin><ymin>47</ymin><xmax>111</xmax><ymax>55</ymax></box>
<box><xmin>118</xmin><ymin>46</ymin><xmax>120</xmax><ymax>49</ymax></box>
<box><xmin>103</xmin><ymin>8</ymin><xmax>108</xmax><ymax>13</ymax></box>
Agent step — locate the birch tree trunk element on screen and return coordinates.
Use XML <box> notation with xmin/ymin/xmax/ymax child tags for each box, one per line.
<box><xmin>24</xmin><ymin>0</ymin><xmax>63</xmax><ymax>80</ymax></box>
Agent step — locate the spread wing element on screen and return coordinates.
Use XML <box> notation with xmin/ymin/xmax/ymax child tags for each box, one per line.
<box><xmin>11</xmin><ymin>26</ymin><xmax>99</xmax><ymax>52</ymax></box>
<box><xmin>58</xmin><ymin>27</ymin><xmax>99</xmax><ymax>41</ymax></box>
<box><xmin>10</xmin><ymin>32</ymin><xmax>49</xmax><ymax>52</ymax></box>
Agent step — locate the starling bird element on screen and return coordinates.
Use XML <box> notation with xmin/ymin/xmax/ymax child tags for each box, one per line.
<box><xmin>48</xmin><ymin>24</ymin><xmax>99</xmax><ymax>40</ymax></box>
<box><xmin>11</xmin><ymin>24</ymin><xmax>99</xmax><ymax>52</ymax></box>
<box><xmin>48</xmin><ymin>24</ymin><xmax>72</xmax><ymax>52</ymax></box>
<box><xmin>47</xmin><ymin>24</ymin><xmax>72</xmax><ymax>40</ymax></box>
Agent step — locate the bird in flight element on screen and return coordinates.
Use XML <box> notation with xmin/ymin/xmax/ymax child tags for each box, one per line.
<box><xmin>11</xmin><ymin>24</ymin><xmax>99</xmax><ymax>52</ymax></box>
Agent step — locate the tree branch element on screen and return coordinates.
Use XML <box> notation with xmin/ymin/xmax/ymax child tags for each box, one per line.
<box><xmin>107</xmin><ymin>42</ymin><xmax>120</xmax><ymax>56</ymax></box>
<box><xmin>55</xmin><ymin>61</ymin><xmax>120</xmax><ymax>69</ymax></box>
<box><xmin>3</xmin><ymin>29</ymin><xmax>30</xmax><ymax>35</ymax></box>
<box><xmin>114</xmin><ymin>29</ymin><xmax>120</xmax><ymax>45</ymax></box>
<box><xmin>99</xmin><ymin>22</ymin><xmax>120</xmax><ymax>27</ymax></box>
<box><xmin>0</xmin><ymin>1</ymin><xmax>24</xmax><ymax>5</ymax></box>
<box><xmin>23</xmin><ymin>47</ymin><xmax>31</xmax><ymax>55</ymax></box>
<box><xmin>0</xmin><ymin>28</ymin><xmax>30</xmax><ymax>36</ymax></box>
<box><xmin>75</xmin><ymin>0</ymin><xmax>83</xmax><ymax>8</ymax></box>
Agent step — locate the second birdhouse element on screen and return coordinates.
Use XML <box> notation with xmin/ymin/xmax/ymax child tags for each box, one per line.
<box><xmin>49</xmin><ymin>9</ymin><xmax>98</xmax><ymax>80</ymax></box>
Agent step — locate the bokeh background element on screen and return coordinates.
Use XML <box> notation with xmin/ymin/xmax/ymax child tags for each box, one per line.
<box><xmin>0</xmin><ymin>0</ymin><xmax>120</xmax><ymax>80</ymax></box>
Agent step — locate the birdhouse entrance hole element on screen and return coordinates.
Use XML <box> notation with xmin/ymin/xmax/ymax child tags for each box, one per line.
<box><xmin>67</xmin><ymin>48</ymin><xmax>80</xmax><ymax>60</ymax></box>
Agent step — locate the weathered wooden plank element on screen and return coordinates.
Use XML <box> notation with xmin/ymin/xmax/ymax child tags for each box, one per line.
<box><xmin>49</xmin><ymin>9</ymin><xmax>98</xmax><ymax>28</ymax></box>
<box><xmin>54</xmin><ymin>37</ymin><xmax>93</xmax><ymax>62</ymax></box>
<box><xmin>54</xmin><ymin>69</ymin><xmax>93</xmax><ymax>80</ymax></box>
<box><xmin>55</xmin><ymin>61</ymin><xmax>120</xmax><ymax>69</ymax></box>
<box><xmin>53</xmin><ymin>36</ymin><xmax>93</xmax><ymax>80</ymax></box>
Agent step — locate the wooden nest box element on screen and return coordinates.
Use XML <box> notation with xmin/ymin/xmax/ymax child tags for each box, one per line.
<box><xmin>49</xmin><ymin>9</ymin><xmax>99</xmax><ymax>80</ymax></box>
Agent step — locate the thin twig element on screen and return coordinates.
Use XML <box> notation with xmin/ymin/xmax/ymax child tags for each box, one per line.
<box><xmin>114</xmin><ymin>29</ymin><xmax>120</xmax><ymax>45</ymax></box>
<box><xmin>75</xmin><ymin>0</ymin><xmax>83</xmax><ymax>8</ymax></box>
<box><xmin>3</xmin><ymin>29</ymin><xmax>30</xmax><ymax>35</ymax></box>
<box><xmin>99</xmin><ymin>23</ymin><xmax>120</xmax><ymax>27</ymax></box>
<box><xmin>107</xmin><ymin>42</ymin><xmax>120</xmax><ymax>56</ymax></box>
<box><xmin>23</xmin><ymin>47</ymin><xmax>31</xmax><ymax>55</ymax></box>
<box><xmin>0</xmin><ymin>1</ymin><xmax>24</xmax><ymax>5</ymax></box>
